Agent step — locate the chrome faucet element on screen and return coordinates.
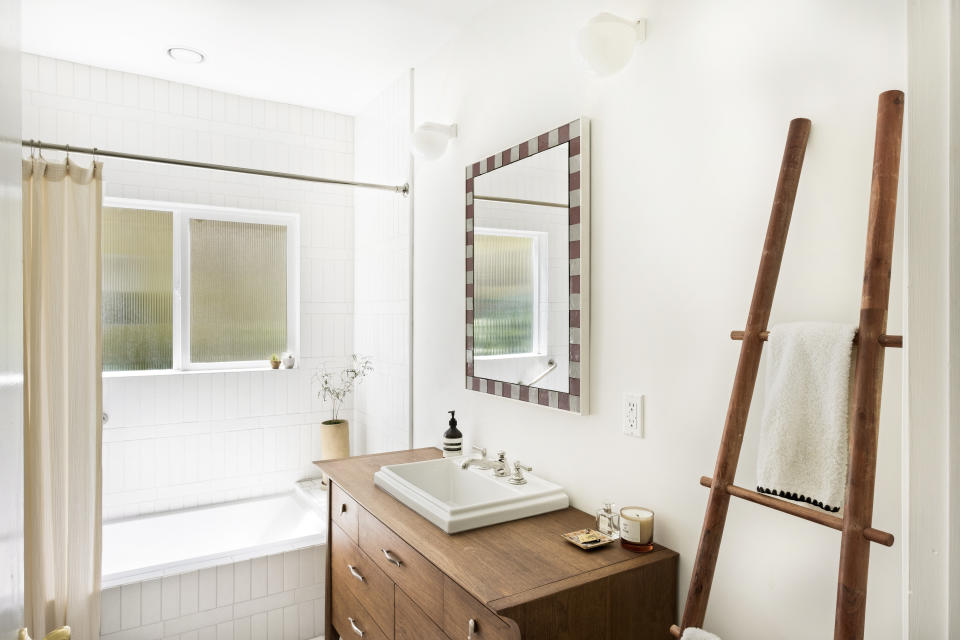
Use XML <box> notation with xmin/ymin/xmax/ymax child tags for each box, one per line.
<box><xmin>460</xmin><ymin>446</ymin><xmax>509</xmax><ymax>477</ymax></box>
<box><xmin>507</xmin><ymin>461</ymin><xmax>533</xmax><ymax>485</ymax></box>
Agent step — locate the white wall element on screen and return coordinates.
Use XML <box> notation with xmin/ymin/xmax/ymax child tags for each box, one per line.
<box><xmin>21</xmin><ymin>54</ymin><xmax>357</xmax><ymax>519</ymax></box>
<box><xmin>0</xmin><ymin>0</ymin><xmax>23</xmax><ymax>636</ymax></box>
<box><xmin>904</xmin><ymin>0</ymin><xmax>957</xmax><ymax>637</ymax></box>
<box><xmin>951</xmin><ymin>2</ymin><xmax>960</xmax><ymax>629</ymax></box>
<box><xmin>353</xmin><ymin>71</ymin><xmax>413</xmax><ymax>454</ymax></box>
<box><xmin>412</xmin><ymin>2</ymin><xmax>905</xmax><ymax>638</ymax></box>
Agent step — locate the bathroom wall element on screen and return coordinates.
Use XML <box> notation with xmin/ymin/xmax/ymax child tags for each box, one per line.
<box><xmin>20</xmin><ymin>54</ymin><xmax>357</xmax><ymax>519</ymax></box>
<box><xmin>904</xmin><ymin>1</ymin><xmax>957</xmax><ymax>636</ymax></box>
<box><xmin>0</xmin><ymin>0</ymin><xmax>23</xmax><ymax>636</ymax></box>
<box><xmin>352</xmin><ymin>71</ymin><xmax>413</xmax><ymax>454</ymax></box>
<box><xmin>411</xmin><ymin>2</ymin><xmax>905</xmax><ymax>639</ymax></box>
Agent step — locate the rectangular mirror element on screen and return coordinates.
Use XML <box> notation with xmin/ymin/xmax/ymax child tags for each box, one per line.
<box><xmin>465</xmin><ymin>118</ymin><xmax>590</xmax><ymax>413</ymax></box>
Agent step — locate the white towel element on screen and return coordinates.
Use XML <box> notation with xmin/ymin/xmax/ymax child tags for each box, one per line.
<box><xmin>756</xmin><ymin>322</ymin><xmax>857</xmax><ymax>512</ymax></box>
<box><xmin>681</xmin><ymin>628</ymin><xmax>722</xmax><ymax>640</ymax></box>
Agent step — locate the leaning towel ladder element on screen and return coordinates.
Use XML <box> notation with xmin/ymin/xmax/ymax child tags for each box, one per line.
<box><xmin>669</xmin><ymin>90</ymin><xmax>904</xmax><ymax>640</ymax></box>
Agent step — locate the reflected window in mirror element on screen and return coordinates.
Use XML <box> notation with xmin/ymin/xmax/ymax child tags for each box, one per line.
<box><xmin>474</xmin><ymin>230</ymin><xmax>543</xmax><ymax>358</ymax></box>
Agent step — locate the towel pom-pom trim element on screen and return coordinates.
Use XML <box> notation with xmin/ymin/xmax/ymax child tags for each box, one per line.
<box><xmin>756</xmin><ymin>485</ymin><xmax>840</xmax><ymax>512</ymax></box>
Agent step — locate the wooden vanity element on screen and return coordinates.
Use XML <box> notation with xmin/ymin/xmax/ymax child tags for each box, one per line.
<box><xmin>316</xmin><ymin>448</ymin><xmax>677</xmax><ymax>639</ymax></box>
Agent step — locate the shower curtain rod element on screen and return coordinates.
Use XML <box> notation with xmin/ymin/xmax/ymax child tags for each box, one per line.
<box><xmin>21</xmin><ymin>139</ymin><xmax>409</xmax><ymax>195</ymax></box>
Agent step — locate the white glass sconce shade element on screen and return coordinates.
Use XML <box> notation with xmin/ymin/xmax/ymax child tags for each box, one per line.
<box><xmin>578</xmin><ymin>14</ymin><xmax>646</xmax><ymax>77</ymax></box>
<box><xmin>411</xmin><ymin>122</ymin><xmax>458</xmax><ymax>160</ymax></box>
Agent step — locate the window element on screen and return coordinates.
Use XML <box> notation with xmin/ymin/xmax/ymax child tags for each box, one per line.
<box><xmin>101</xmin><ymin>199</ymin><xmax>299</xmax><ymax>372</ymax></box>
<box><xmin>473</xmin><ymin>229</ymin><xmax>544</xmax><ymax>358</ymax></box>
<box><xmin>188</xmin><ymin>218</ymin><xmax>288</xmax><ymax>365</ymax></box>
<box><xmin>103</xmin><ymin>207</ymin><xmax>174</xmax><ymax>371</ymax></box>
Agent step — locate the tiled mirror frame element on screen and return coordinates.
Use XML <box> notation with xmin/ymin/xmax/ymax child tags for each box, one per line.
<box><xmin>465</xmin><ymin>117</ymin><xmax>590</xmax><ymax>414</ymax></box>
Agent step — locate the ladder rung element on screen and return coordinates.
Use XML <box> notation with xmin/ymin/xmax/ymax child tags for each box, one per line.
<box><xmin>729</xmin><ymin>330</ymin><xmax>902</xmax><ymax>348</ymax></box>
<box><xmin>699</xmin><ymin>476</ymin><xmax>894</xmax><ymax>546</ymax></box>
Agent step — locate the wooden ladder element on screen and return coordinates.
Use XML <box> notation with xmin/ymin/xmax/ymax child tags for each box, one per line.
<box><xmin>669</xmin><ymin>90</ymin><xmax>904</xmax><ymax>640</ymax></box>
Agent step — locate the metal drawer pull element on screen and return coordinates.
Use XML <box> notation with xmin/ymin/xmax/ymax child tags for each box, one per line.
<box><xmin>340</xmin><ymin>503</ymin><xmax>348</xmax><ymax>515</ymax></box>
<box><xmin>468</xmin><ymin>618</ymin><xmax>477</xmax><ymax>639</ymax></box>
<box><xmin>380</xmin><ymin>548</ymin><xmax>402</xmax><ymax>567</ymax></box>
<box><xmin>348</xmin><ymin>616</ymin><xmax>365</xmax><ymax>637</ymax></box>
<box><xmin>347</xmin><ymin>564</ymin><xmax>365</xmax><ymax>582</ymax></box>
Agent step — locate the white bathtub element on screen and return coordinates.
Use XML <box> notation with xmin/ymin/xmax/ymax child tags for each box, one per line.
<box><xmin>100</xmin><ymin>491</ymin><xmax>327</xmax><ymax>640</ymax></box>
<box><xmin>102</xmin><ymin>491</ymin><xmax>327</xmax><ymax>588</ymax></box>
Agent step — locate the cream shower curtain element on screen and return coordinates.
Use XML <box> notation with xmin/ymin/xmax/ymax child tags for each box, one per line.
<box><xmin>22</xmin><ymin>158</ymin><xmax>103</xmax><ymax>640</ymax></box>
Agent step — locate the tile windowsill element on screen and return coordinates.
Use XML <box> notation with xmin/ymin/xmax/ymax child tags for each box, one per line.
<box><xmin>102</xmin><ymin>366</ymin><xmax>299</xmax><ymax>379</ymax></box>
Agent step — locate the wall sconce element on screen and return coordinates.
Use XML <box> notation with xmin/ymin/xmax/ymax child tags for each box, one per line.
<box><xmin>577</xmin><ymin>13</ymin><xmax>647</xmax><ymax>77</ymax></box>
<box><xmin>411</xmin><ymin>122</ymin><xmax>458</xmax><ymax>160</ymax></box>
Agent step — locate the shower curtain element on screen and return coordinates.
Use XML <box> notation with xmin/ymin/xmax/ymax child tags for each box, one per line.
<box><xmin>22</xmin><ymin>158</ymin><xmax>103</xmax><ymax>640</ymax></box>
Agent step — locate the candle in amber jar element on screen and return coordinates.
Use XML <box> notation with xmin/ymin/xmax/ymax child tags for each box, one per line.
<box><xmin>620</xmin><ymin>506</ymin><xmax>654</xmax><ymax>552</ymax></box>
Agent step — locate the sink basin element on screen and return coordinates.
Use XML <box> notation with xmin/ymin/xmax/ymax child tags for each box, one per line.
<box><xmin>373</xmin><ymin>456</ymin><xmax>569</xmax><ymax>533</ymax></box>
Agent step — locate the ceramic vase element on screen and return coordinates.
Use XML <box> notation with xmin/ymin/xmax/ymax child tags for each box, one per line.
<box><xmin>320</xmin><ymin>419</ymin><xmax>350</xmax><ymax>460</ymax></box>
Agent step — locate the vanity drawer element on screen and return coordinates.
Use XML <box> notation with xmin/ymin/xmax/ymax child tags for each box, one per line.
<box><xmin>358</xmin><ymin>508</ymin><xmax>444</xmax><ymax>622</ymax></box>
<box><xmin>331</xmin><ymin>482</ymin><xmax>360</xmax><ymax>543</ymax></box>
<box><xmin>332</xmin><ymin>580</ymin><xmax>389</xmax><ymax>640</ymax></box>
<box><xmin>443</xmin><ymin>576</ymin><xmax>515</xmax><ymax>640</ymax></box>
<box><xmin>331</xmin><ymin>522</ymin><xmax>395</xmax><ymax>637</ymax></box>
<box><xmin>395</xmin><ymin>586</ymin><xmax>448</xmax><ymax>640</ymax></box>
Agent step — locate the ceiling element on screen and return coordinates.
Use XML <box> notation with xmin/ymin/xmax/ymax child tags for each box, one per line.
<box><xmin>22</xmin><ymin>0</ymin><xmax>496</xmax><ymax>114</ymax></box>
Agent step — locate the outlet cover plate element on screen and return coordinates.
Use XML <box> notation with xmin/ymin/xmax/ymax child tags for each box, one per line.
<box><xmin>623</xmin><ymin>393</ymin><xmax>644</xmax><ymax>438</ymax></box>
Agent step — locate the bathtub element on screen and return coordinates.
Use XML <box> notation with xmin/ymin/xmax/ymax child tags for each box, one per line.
<box><xmin>100</xmin><ymin>491</ymin><xmax>327</xmax><ymax>640</ymax></box>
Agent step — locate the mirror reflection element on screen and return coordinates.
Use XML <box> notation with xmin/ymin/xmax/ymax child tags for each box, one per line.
<box><xmin>472</xmin><ymin>144</ymin><xmax>570</xmax><ymax>393</ymax></box>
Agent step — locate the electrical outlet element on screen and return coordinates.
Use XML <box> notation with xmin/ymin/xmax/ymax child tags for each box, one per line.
<box><xmin>623</xmin><ymin>393</ymin><xmax>644</xmax><ymax>438</ymax></box>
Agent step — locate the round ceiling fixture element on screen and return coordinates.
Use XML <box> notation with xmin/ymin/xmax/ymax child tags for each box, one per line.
<box><xmin>166</xmin><ymin>47</ymin><xmax>205</xmax><ymax>64</ymax></box>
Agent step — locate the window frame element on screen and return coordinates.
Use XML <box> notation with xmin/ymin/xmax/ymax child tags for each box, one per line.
<box><xmin>103</xmin><ymin>197</ymin><xmax>300</xmax><ymax>373</ymax></box>
<box><xmin>472</xmin><ymin>226</ymin><xmax>547</xmax><ymax>361</ymax></box>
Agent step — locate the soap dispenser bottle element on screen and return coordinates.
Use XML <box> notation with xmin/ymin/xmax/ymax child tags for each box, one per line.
<box><xmin>442</xmin><ymin>411</ymin><xmax>463</xmax><ymax>457</ymax></box>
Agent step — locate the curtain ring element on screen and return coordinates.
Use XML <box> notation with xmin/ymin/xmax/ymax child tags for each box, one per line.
<box><xmin>37</xmin><ymin>140</ymin><xmax>44</xmax><ymax>159</ymax></box>
<box><xmin>29</xmin><ymin>140</ymin><xmax>35</xmax><ymax>159</ymax></box>
<box><xmin>65</xmin><ymin>144</ymin><xmax>70</xmax><ymax>165</ymax></box>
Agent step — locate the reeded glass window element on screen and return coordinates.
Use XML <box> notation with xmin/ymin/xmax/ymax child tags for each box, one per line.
<box><xmin>101</xmin><ymin>201</ymin><xmax>297</xmax><ymax>372</ymax></box>
<box><xmin>189</xmin><ymin>219</ymin><xmax>288</xmax><ymax>363</ymax></box>
<box><xmin>102</xmin><ymin>207</ymin><xmax>174</xmax><ymax>371</ymax></box>
<box><xmin>474</xmin><ymin>233</ymin><xmax>536</xmax><ymax>357</ymax></box>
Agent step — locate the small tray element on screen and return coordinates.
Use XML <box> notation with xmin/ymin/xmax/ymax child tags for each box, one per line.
<box><xmin>562</xmin><ymin>528</ymin><xmax>615</xmax><ymax>550</ymax></box>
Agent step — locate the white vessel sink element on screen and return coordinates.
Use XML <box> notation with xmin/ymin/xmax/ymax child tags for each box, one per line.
<box><xmin>373</xmin><ymin>456</ymin><xmax>569</xmax><ymax>534</ymax></box>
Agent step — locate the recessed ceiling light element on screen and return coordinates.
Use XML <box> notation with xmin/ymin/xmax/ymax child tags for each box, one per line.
<box><xmin>167</xmin><ymin>47</ymin><xmax>205</xmax><ymax>64</ymax></box>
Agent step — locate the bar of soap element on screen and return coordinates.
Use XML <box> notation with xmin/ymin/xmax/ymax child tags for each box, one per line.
<box><xmin>576</xmin><ymin>531</ymin><xmax>601</xmax><ymax>544</ymax></box>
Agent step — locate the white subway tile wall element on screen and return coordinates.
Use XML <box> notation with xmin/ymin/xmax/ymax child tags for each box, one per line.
<box><xmin>21</xmin><ymin>53</ymin><xmax>361</xmax><ymax>519</ymax></box>
<box><xmin>353</xmin><ymin>72</ymin><xmax>412</xmax><ymax>454</ymax></box>
<box><xmin>101</xmin><ymin>546</ymin><xmax>324</xmax><ymax>640</ymax></box>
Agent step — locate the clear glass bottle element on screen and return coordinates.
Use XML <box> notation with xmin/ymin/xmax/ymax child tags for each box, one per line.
<box><xmin>596</xmin><ymin>501</ymin><xmax>620</xmax><ymax>539</ymax></box>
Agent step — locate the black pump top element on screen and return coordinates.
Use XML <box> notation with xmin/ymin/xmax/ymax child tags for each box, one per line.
<box><xmin>445</xmin><ymin>410</ymin><xmax>462</xmax><ymax>438</ymax></box>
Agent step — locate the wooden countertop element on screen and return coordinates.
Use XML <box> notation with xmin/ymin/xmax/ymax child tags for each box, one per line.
<box><xmin>316</xmin><ymin>447</ymin><xmax>678</xmax><ymax>611</ymax></box>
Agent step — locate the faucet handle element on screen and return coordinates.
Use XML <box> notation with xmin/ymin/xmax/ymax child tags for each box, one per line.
<box><xmin>471</xmin><ymin>445</ymin><xmax>487</xmax><ymax>458</ymax></box>
<box><xmin>507</xmin><ymin>461</ymin><xmax>532</xmax><ymax>485</ymax></box>
<box><xmin>495</xmin><ymin>450</ymin><xmax>506</xmax><ymax>462</ymax></box>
